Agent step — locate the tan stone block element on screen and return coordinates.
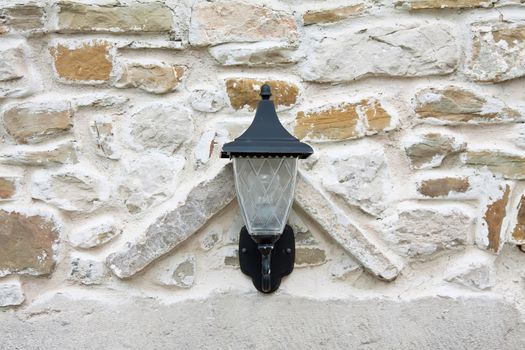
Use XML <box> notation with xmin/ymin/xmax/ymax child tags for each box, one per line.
<box><xmin>3</xmin><ymin>102</ymin><xmax>73</xmax><ymax>144</ymax></box>
<box><xmin>398</xmin><ymin>0</ymin><xmax>493</xmax><ymax>9</ymax></box>
<box><xmin>463</xmin><ymin>151</ymin><xmax>525</xmax><ymax>179</ymax></box>
<box><xmin>190</xmin><ymin>0</ymin><xmax>298</xmax><ymax>46</ymax></box>
<box><xmin>303</xmin><ymin>4</ymin><xmax>365</xmax><ymax>25</ymax></box>
<box><xmin>0</xmin><ymin>5</ymin><xmax>45</xmax><ymax>33</ymax></box>
<box><xmin>415</xmin><ymin>86</ymin><xmax>521</xmax><ymax>124</ymax></box>
<box><xmin>418</xmin><ymin>178</ymin><xmax>470</xmax><ymax>198</ymax></box>
<box><xmin>225</xmin><ymin>79</ymin><xmax>299</xmax><ymax>111</ymax></box>
<box><xmin>362</xmin><ymin>99</ymin><xmax>392</xmax><ymax>133</ymax></box>
<box><xmin>115</xmin><ymin>63</ymin><xmax>185</xmax><ymax>94</ymax></box>
<box><xmin>405</xmin><ymin>133</ymin><xmax>466</xmax><ymax>170</ymax></box>
<box><xmin>51</xmin><ymin>41</ymin><xmax>113</xmax><ymax>82</ymax></box>
<box><xmin>57</xmin><ymin>2</ymin><xmax>172</xmax><ymax>33</ymax></box>
<box><xmin>296</xmin><ymin>100</ymin><xmax>393</xmax><ymax>141</ymax></box>
<box><xmin>0</xmin><ymin>140</ymin><xmax>78</xmax><ymax>167</ymax></box>
<box><xmin>296</xmin><ymin>103</ymin><xmax>361</xmax><ymax>141</ymax></box>
<box><xmin>0</xmin><ymin>210</ymin><xmax>59</xmax><ymax>277</ymax></box>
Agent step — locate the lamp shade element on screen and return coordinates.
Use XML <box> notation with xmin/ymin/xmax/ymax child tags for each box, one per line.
<box><xmin>233</xmin><ymin>157</ymin><xmax>297</xmax><ymax>237</ymax></box>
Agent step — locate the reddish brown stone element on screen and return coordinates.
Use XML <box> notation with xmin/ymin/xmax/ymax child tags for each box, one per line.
<box><xmin>484</xmin><ymin>185</ymin><xmax>510</xmax><ymax>252</ymax></box>
<box><xmin>0</xmin><ymin>177</ymin><xmax>17</xmax><ymax>199</ymax></box>
<box><xmin>418</xmin><ymin>178</ymin><xmax>470</xmax><ymax>198</ymax></box>
<box><xmin>0</xmin><ymin>210</ymin><xmax>59</xmax><ymax>276</ymax></box>
<box><xmin>511</xmin><ymin>195</ymin><xmax>525</xmax><ymax>242</ymax></box>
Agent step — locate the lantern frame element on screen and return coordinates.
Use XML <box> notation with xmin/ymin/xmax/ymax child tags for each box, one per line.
<box><xmin>221</xmin><ymin>84</ymin><xmax>313</xmax><ymax>293</ymax></box>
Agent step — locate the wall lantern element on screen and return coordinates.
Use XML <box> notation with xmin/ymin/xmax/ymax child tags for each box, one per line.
<box><xmin>221</xmin><ymin>84</ymin><xmax>313</xmax><ymax>293</ymax></box>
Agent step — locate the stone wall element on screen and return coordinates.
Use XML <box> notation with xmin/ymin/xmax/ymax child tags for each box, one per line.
<box><xmin>1</xmin><ymin>0</ymin><xmax>525</xmax><ymax>348</ymax></box>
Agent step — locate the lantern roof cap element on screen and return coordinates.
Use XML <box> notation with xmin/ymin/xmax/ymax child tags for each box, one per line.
<box><xmin>220</xmin><ymin>84</ymin><xmax>313</xmax><ymax>159</ymax></box>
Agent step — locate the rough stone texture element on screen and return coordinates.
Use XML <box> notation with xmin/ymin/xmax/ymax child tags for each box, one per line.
<box><xmin>405</xmin><ymin>133</ymin><xmax>466</xmax><ymax>170</ymax></box>
<box><xmin>199</xmin><ymin>231</ymin><xmax>220</xmax><ymax>251</ymax></box>
<box><xmin>295</xmin><ymin>99</ymin><xmax>394</xmax><ymax>141</ymax></box>
<box><xmin>0</xmin><ymin>45</ymin><xmax>25</xmax><ymax>82</ymax></box>
<box><xmin>289</xmin><ymin>211</ymin><xmax>318</xmax><ymax>246</ymax></box>
<box><xmin>114</xmin><ymin>62</ymin><xmax>185</xmax><ymax>94</ymax></box>
<box><xmin>0</xmin><ymin>209</ymin><xmax>59</xmax><ymax>277</ymax></box>
<box><xmin>463</xmin><ymin>150</ymin><xmax>525</xmax><ymax>179</ymax></box>
<box><xmin>2</xmin><ymin>294</ymin><xmax>525</xmax><ymax>349</ymax></box>
<box><xmin>477</xmin><ymin>184</ymin><xmax>510</xmax><ymax>253</ymax></box>
<box><xmin>190</xmin><ymin>86</ymin><xmax>226</xmax><ymax>113</ymax></box>
<box><xmin>396</xmin><ymin>0</ymin><xmax>494</xmax><ymax>8</ymax></box>
<box><xmin>225</xmin><ymin>79</ymin><xmax>299</xmax><ymax>111</ymax></box>
<box><xmin>194</xmin><ymin>130</ymin><xmax>217</xmax><ymax>167</ymax></box>
<box><xmin>89</xmin><ymin>115</ymin><xmax>120</xmax><ymax>160</ymax></box>
<box><xmin>330</xmin><ymin>253</ymin><xmax>362</xmax><ymax>280</ymax></box>
<box><xmin>223</xmin><ymin>248</ymin><xmax>239</xmax><ymax>267</ymax></box>
<box><xmin>467</xmin><ymin>21</ymin><xmax>525</xmax><ymax>82</ymax></box>
<box><xmin>303</xmin><ymin>4</ymin><xmax>366</xmax><ymax>25</ymax></box>
<box><xmin>444</xmin><ymin>251</ymin><xmax>496</xmax><ymax>290</ymax></box>
<box><xmin>414</xmin><ymin>86</ymin><xmax>523</xmax><ymax>124</ymax></box>
<box><xmin>0</xmin><ymin>4</ymin><xmax>45</xmax><ymax>33</ymax></box>
<box><xmin>57</xmin><ymin>2</ymin><xmax>172</xmax><ymax>33</ymax></box>
<box><xmin>418</xmin><ymin>177</ymin><xmax>471</xmax><ymax>198</ymax></box>
<box><xmin>117</xmin><ymin>153</ymin><xmax>185</xmax><ymax>213</ymax></box>
<box><xmin>156</xmin><ymin>255</ymin><xmax>195</xmax><ymax>288</ymax></box>
<box><xmin>0</xmin><ymin>176</ymin><xmax>18</xmax><ymax>200</ymax></box>
<box><xmin>50</xmin><ymin>41</ymin><xmax>113</xmax><ymax>83</ymax></box>
<box><xmin>129</xmin><ymin>104</ymin><xmax>193</xmax><ymax>154</ymax></box>
<box><xmin>295</xmin><ymin>247</ymin><xmax>327</xmax><ymax>267</ymax></box>
<box><xmin>69</xmin><ymin>217</ymin><xmax>120</xmax><ymax>249</ymax></box>
<box><xmin>189</xmin><ymin>1</ymin><xmax>298</xmax><ymax>46</ymax></box>
<box><xmin>301</xmin><ymin>23</ymin><xmax>457</xmax><ymax>82</ymax></box>
<box><xmin>2</xmin><ymin>101</ymin><xmax>73</xmax><ymax>144</ymax></box>
<box><xmin>0</xmin><ymin>140</ymin><xmax>78</xmax><ymax>167</ymax></box>
<box><xmin>295</xmin><ymin>173</ymin><xmax>400</xmax><ymax>281</ymax></box>
<box><xmin>68</xmin><ymin>256</ymin><xmax>109</xmax><ymax>286</ymax></box>
<box><xmin>0</xmin><ymin>39</ymin><xmax>33</xmax><ymax>99</ymax></box>
<box><xmin>107</xmin><ymin>165</ymin><xmax>235</xmax><ymax>278</ymax></box>
<box><xmin>209</xmin><ymin>42</ymin><xmax>298</xmax><ymax>66</ymax></box>
<box><xmin>31</xmin><ymin>167</ymin><xmax>109</xmax><ymax>213</ymax></box>
<box><xmin>511</xmin><ymin>194</ymin><xmax>525</xmax><ymax>243</ymax></box>
<box><xmin>383</xmin><ymin>205</ymin><xmax>473</xmax><ymax>260</ymax></box>
<box><xmin>0</xmin><ymin>280</ymin><xmax>24</xmax><ymax>307</ymax></box>
<box><xmin>321</xmin><ymin>146</ymin><xmax>392</xmax><ymax>217</ymax></box>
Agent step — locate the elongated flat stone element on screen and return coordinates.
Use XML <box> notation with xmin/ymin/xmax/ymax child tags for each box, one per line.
<box><xmin>106</xmin><ymin>165</ymin><xmax>235</xmax><ymax>278</ymax></box>
<box><xmin>294</xmin><ymin>173</ymin><xmax>401</xmax><ymax>281</ymax></box>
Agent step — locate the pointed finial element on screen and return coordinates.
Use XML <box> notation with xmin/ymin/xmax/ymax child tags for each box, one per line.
<box><xmin>260</xmin><ymin>84</ymin><xmax>272</xmax><ymax>100</ymax></box>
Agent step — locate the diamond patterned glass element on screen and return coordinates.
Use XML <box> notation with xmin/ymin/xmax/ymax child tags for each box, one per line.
<box><xmin>233</xmin><ymin>157</ymin><xmax>298</xmax><ymax>236</ymax></box>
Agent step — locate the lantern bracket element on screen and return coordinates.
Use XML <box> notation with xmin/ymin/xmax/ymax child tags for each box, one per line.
<box><xmin>239</xmin><ymin>225</ymin><xmax>295</xmax><ymax>293</ymax></box>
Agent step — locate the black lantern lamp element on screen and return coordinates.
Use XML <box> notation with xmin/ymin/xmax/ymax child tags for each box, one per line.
<box><xmin>221</xmin><ymin>84</ymin><xmax>313</xmax><ymax>293</ymax></box>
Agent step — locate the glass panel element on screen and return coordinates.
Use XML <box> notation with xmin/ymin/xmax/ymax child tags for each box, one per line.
<box><xmin>233</xmin><ymin>157</ymin><xmax>298</xmax><ymax>236</ymax></box>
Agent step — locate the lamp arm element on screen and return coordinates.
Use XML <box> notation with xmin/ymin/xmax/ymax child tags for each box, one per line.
<box><xmin>258</xmin><ymin>243</ymin><xmax>274</xmax><ymax>293</ymax></box>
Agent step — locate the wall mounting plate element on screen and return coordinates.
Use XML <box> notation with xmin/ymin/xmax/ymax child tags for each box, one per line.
<box><xmin>239</xmin><ymin>225</ymin><xmax>295</xmax><ymax>293</ymax></box>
